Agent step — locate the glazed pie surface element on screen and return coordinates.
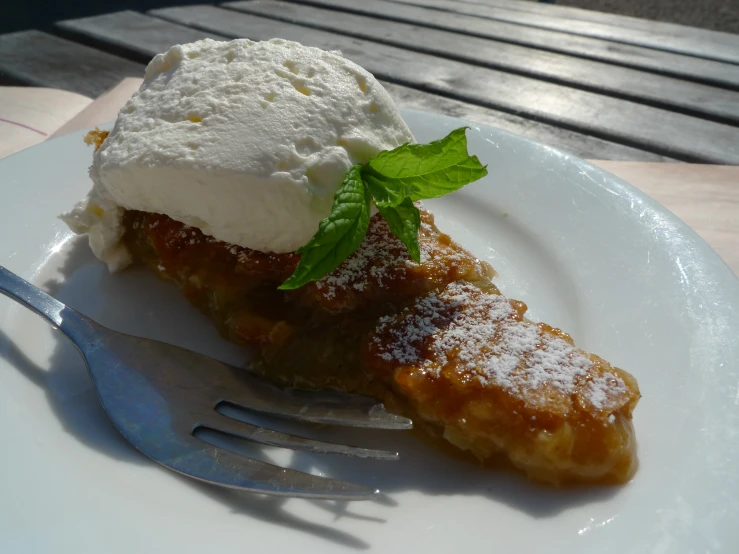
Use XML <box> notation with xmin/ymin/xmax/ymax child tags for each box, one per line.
<box><xmin>122</xmin><ymin>206</ymin><xmax>640</xmax><ymax>486</ymax></box>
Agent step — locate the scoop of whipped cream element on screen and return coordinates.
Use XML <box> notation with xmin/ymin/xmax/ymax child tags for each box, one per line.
<box><xmin>61</xmin><ymin>38</ymin><xmax>415</xmax><ymax>271</ymax></box>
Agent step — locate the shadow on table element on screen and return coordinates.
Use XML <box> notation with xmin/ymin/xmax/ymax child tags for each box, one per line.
<box><xmin>0</xmin><ymin>236</ymin><xmax>620</xmax><ymax>550</ymax></box>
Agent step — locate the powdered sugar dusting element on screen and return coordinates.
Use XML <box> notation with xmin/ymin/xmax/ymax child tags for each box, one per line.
<box><xmin>315</xmin><ymin>212</ymin><xmax>481</xmax><ymax>300</ymax></box>
<box><xmin>584</xmin><ymin>372</ymin><xmax>629</xmax><ymax>410</ymax></box>
<box><xmin>315</xmin><ymin>216</ymin><xmax>425</xmax><ymax>299</ymax></box>
<box><xmin>373</xmin><ymin>281</ymin><xmax>623</xmax><ymax>408</ymax></box>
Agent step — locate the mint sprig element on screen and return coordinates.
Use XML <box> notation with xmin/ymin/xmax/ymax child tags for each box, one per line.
<box><xmin>278</xmin><ymin>127</ymin><xmax>487</xmax><ymax>290</ymax></box>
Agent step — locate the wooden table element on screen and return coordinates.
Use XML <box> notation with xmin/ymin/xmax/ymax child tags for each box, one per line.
<box><xmin>2</xmin><ymin>0</ymin><xmax>739</xmax><ymax>163</ymax></box>
<box><xmin>0</xmin><ymin>0</ymin><xmax>737</xmax><ymax>272</ymax></box>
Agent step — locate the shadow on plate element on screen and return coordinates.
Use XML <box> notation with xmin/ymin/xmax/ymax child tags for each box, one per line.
<box><xmin>0</xmin><ymin>237</ymin><xmax>622</xmax><ymax>550</ymax></box>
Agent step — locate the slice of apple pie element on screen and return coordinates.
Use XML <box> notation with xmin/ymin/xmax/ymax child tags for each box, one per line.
<box><xmin>122</xmin><ymin>204</ymin><xmax>639</xmax><ymax>486</ymax></box>
<box><xmin>64</xmin><ymin>38</ymin><xmax>639</xmax><ymax>488</ymax></box>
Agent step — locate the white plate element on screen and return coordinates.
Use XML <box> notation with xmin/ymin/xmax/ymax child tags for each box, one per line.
<box><xmin>1</xmin><ymin>110</ymin><xmax>738</xmax><ymax>553</ymax></box>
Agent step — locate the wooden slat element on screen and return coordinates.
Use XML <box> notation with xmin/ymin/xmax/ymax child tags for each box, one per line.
<box><xmin>0</xmin><ymin>31</ymin><xmax>144</xmax><ymax>97</ymax></box>
<box><xmin>389</xmin><ymin>0</ymin><xmax>739</xmax><ymax>65</ymax></box>
<box><xmin>149</xmin><ymin>5</ymin><xmax>739</xmax><ymax>163</ymax></box>
<box><xmin>226</xmin><ymin>0</ymin><xmax>739</xmax><ymax>126</ymax></box>
<box><xmin>53</xmin><ymin>10</ymin><xmax>672</xmax><ymax>161</ymax></box>
<box><xmin>381</xmin><ymin>83</ymin><xmax>674</xmax><ymax>162</ymax></box>
<box><xmin>55</xmin><ymin>11</ymin><xmax>226</xmax><ymax>64</ymax></box>
<box><xmin>459</xmin><ymin>0</ymin><xmax>738</xmax><ymax>36</ymax></box>
<box><xmin>279</xmin><ymin>0</ymin><xmax>739</xmax><ymax>91</ymax></box>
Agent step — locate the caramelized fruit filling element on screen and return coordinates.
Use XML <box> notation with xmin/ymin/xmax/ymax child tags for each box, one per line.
<box><xmin>121</xmin><ymin>207</ymin><xmax>639</xmax><ymax>486</ymax></box>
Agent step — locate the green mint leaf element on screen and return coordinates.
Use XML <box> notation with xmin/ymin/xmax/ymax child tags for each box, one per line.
<box><xmin>377</xmin><ymin>197</ymin><xmax>421</xmax><ymax>263</ymax></box>
<box><xmin>408</xmin><ymin>155</ymin><xmax>488</xmax><ymax>200</ymax></box>
<box><xmin>369</xmin><ymin>127</ymin><xmax>470</xmax><ymax>178</ymax></box>
<box><xmin>364</xmin><ymin>127</ymin><xmax>487</xmax><ymax>204</ymax></box>
<box><xmin>363</xmin><ymin>171</ymin><xmax>411</xmax><ymax>208</ymax></box>
<box><xmin>278</xmin><ymin>165</ymin><xmax>370</xmax><ymax>290</ymax></box>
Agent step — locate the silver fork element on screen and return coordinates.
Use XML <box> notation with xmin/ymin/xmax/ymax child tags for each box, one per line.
<box><xmin>0</xmin><ymin>265</ymin><xmax>412</xmax><ymax>500</ymax></box>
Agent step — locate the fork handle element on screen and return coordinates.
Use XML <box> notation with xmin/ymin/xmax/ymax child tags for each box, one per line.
<box><xmin>0</xmin><ymin>265</ymin><xmax>98</xmax><ymax>350</ymax></box>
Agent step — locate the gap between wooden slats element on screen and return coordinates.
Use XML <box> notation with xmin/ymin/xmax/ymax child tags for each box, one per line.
<box><xmin>224</xmin><ymin>0</ymin><xmax>739</xmax><ymax>127</ymax></box>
